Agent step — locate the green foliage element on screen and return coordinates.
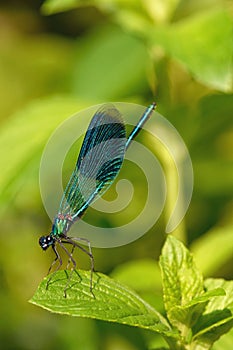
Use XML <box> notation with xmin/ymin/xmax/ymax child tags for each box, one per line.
<box><xmin>42</xmin><ymin>1</ymin><xmax>233</xmax><ymax>92</ymax></box>
<box><xmin>30</xmin><ymin>270</ymin><xmax>172</xmax><ymax>336</ymax></box>
<box><xmin>149</xmin><ymin>9</ymin><xmax>232</xmax><ymax>92</ymax></box>
<box><xmin>1</xmin><ymin>0</ymin><xmax>233</xmax><ymax>349</ymax></box>
<box><xmin>71</xmin><ymin>26</ymin><xmax>149</xmax><ymax>100</ymax></box>
<box><xmin>30</xmin><ymin>236</ymin><xmax>233</xmax><ymax>350</ymax></box>
<box><xmin>0</xmin><ymin>96</ymin><xmax>87</xmax><ymax>214</ymax></box>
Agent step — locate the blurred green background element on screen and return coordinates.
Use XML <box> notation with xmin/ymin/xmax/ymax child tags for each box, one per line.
<box><xmin>0</xmin><ymin>0</ymin><xmax>232</xmax><ymax>349</ymax></box>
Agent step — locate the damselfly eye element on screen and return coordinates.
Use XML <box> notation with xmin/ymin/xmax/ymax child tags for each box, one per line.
<box><xmin>39</xmin><ymin>235</ymin><xmax>53</xmax><ymax>250</ymax></box>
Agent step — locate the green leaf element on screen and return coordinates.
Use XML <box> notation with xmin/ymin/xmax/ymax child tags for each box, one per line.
<box><xmin>30</xmin><ymin>270</ymin><xmax>176</xmax><ymax>338</ymax></box>
<box><xmin>111</xmin><ymin>259</ymin><xmax>164</xmax><ymax>312</ymax></box>
<box><xmin>159</xmin><ymin>235</ymin><xmax>204</xmax><ymax>316</ymax></box>
<box><xmin>191</xmin><ymin>225</ymin><xmax>233</xmax><ymax>276</ymax></box>
<box><xmin>168</xmin><ymin>288</ymin><xmax>225</xmax><ymax>330</ymax></box>
<box><xmin>204</xmin><ymin>279</ymin><xmax>233</xmax><ymax>314</ymax></box>
<box><xmin>149</xmin><ymin>9</ymin><xmax>233</xmax><ymax>91</ymax></box>
<box><xmin>71</xmin><ymin>25</ymin><xmax>149</xmax><ymax>100</ymax></box>
<box><xmin>192</xmin><ymin>279</ymin><xmax>233</xmax><ymax>348</ymax></box>
<box><xmin>0</xmin><ymin>96</ymin><xmax>88</xmax><ymax>214</ymax></box>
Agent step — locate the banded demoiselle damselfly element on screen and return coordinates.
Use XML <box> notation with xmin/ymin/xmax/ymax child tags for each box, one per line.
<box><xmin>39</xmin><ymin>102</ymin><xmax>156</xmax><ymax>296</ymax></box>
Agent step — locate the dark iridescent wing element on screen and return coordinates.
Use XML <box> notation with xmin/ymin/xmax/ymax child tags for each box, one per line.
<box><xmin>59</xmin><ymin>104</ymin><xmax>127</xmax><ymax>220</ymax></box>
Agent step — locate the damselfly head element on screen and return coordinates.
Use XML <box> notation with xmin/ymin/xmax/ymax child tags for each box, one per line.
<box><xmin>39</xmin><ymin>235</ymin><xmax>54</xmax><ymax>250</ymax></box>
